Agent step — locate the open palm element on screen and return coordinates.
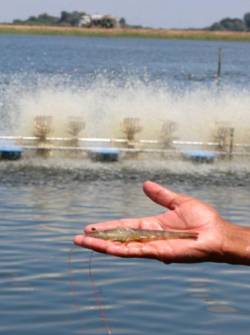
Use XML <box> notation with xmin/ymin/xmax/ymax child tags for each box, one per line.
<box><xmin>74</xmin><ymin>181</ymin><xmax>228</xmax><ymax>263</ymax></box>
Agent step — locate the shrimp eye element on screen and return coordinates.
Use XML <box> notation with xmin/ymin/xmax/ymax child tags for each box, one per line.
<box><xmin>91</xmin><ymin>227</ymin><xmax>97</xmax><ymax>231</ymax></box>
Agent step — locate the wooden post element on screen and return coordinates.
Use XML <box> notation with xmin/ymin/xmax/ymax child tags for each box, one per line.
<box><xmin>228</xmin><ymin>128</ymin><xmax>234</xmax><ymax>160</ymax></box>
<box><xmin>217</xmin><ymin>48</ymin><xmax>223</xmax><ymax>81</ymax></box>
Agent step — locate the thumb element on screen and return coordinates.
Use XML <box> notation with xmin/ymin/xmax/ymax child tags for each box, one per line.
<box><xmin>143</xmin><ymin>181</ymin><xmax>185</xmax><ymax>210</ymax></box>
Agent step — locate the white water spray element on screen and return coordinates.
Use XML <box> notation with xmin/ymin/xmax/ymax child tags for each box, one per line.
<box><xmin>1</xmin><ymin>75</ymin><xmax>250</xmax><ymax>145</ymax></box>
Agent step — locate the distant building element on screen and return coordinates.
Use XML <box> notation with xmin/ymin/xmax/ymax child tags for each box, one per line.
<box><xmin>78</xmin><ymin>13</ymin><xmax>120</xmax><ymax>28</ymax></box>
<box><xmin>78</xmin><ymin>14</ymin><xmax>92</xmax><ymax>27</ymax></box>
<box><xmin>91</xmin><ymin>14</ymin><xmax>104</xmax><ymax>22</ymax></box>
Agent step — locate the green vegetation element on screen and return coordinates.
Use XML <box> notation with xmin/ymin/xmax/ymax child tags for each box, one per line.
<box><xmin>8</xmin><ymin>9</ymin><xmax>250</xmax><ymax>34</ymax></box>
<box><xmin>1</xmin><ymin>9</ymin><xmax>250</xmax><ymax>41</ymax></box>
<box><xmin>13</xmin><ymin>11</ymin><xmax>87</xmax><ymax>26</ymax></box>
<box><xmin>13</xmin><ymin>13</ymin><xmax>59</xmax><ymax>26</ymax></box>
<box><xmin>1</xmin><ymin>24</ymin><xmax>250</xmax><ymax>42</ymax></box>
<box><xmin>58</xmin><ymin>11</ymin><xmax>86</xmax><ymax>26</ymax></box>
<box><xmin>244</xmin><ymin>13</ymin><xmax>250</xmax><ymax>30</ymax></box>
<box><xmin>208</xmin><ymin>12</ymin><xmax>250</xmax><ymax>31</ymax></box>
<box><xmin>12</xmin><ymin>11</ymin><xmax>126</xmax><ymax>28</ymax></box>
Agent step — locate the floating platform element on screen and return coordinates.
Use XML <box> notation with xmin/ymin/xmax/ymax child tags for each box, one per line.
<box><xmin>182</xmin><ymin>150</ymin><xmax>219</xmax><ymax>163</ymax></box>
<box><xmin>0</xmin><ymin>145</ymin><xmax>23</xmax><ymax>160</ymax></box>
<box><xmin>88</xmin><ymin>147</ymin><xmax>120</xmax><ymax>162</ymax></box>
<box><xmin>0</xmin><ymin>135</ymin><xmax>246</xmax><ymax>163</ymax></box>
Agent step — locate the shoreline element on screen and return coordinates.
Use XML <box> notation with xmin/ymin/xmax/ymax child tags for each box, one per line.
<box><xmin>0</xmin><ymin>24</ymin><xmax>250</xmax><ymax>41</ymax></box>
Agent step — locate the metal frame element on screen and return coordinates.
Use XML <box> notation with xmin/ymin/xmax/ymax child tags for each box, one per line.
<box><xmin>0</xmin><ymin>135</ymin><xmax>249</xmax><ymax>157</ymax></box>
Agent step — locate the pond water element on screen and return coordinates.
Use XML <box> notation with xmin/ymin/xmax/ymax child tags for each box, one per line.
<box><xmin>0</xmin><ymin>35</ymin><xmax>250</xmax><ymax>335</ymax></box>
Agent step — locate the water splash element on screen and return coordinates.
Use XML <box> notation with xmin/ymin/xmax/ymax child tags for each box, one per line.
<box><xmin>1</xmin><ymin>73</ymin><xmax>250</xmax><ymax>145</ymax></box>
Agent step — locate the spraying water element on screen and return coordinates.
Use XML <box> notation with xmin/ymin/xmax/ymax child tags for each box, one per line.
<box><xmin>0</xmin><ymin>73</ymin><xmax>250</xmax><ymax>184</ymax></box>
<box><xmin>1</xmin><ymin>73</ymin><xmax>250</xmax><ymax>145</ymax></box>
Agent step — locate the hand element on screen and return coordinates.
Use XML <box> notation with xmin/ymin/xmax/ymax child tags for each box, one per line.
<box><xmin>74</xmin><ymin>181</ymin><xmax>233</xmax><ymax>263</ymax></box>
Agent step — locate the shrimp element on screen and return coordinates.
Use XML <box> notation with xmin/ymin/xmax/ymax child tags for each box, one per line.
<box><xmin>86</xmin><ymin>227</ymin><xmax>198</xmax><ymax>243</ymax></box>
<box><xmin>83</xmin><ymin>227</ymin><xmax>197</xmax><ymax>335</ymax></box>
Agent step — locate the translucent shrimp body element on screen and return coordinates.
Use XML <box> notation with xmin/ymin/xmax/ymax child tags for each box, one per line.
<box><xmin>86</xmin><ymin>227</ymin><xmax>198</xmax><ymax>243</ymax></box>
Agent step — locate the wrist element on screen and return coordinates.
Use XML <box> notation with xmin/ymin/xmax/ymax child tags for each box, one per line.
<box><xmin>222</xmin><ymin>221</ymin><xmax>250</xmax><ymax>265</ymax></box>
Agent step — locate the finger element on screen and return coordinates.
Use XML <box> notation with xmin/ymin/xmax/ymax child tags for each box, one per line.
<box><xmin>74</xmin><ymin>235</ymin><xmax>113</xmax><ymax>254</ymax></box>
<box><xmin>74</xmin><ymin>235</ymin><xmax>161</xmax><ymax>259</ymax></box>
<box><xmin>143</xmin><ymin>181</ymin><xmax>188</xmax><ymax>210</ymax></box>
<box><xmin>74</xmin><ymin>235</ymin><xmax>143</xmax><ymax>257</ymax></box>
<box><xmin>73</xmin><ymin>235</ymin><xmax>197</xmax><ymax>262</ymax></box>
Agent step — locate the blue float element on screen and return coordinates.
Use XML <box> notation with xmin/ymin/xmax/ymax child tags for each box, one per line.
<box><xmin>89</xmin><ymin>147</ymin><xmax>120</xmax><ymax>162</ymax></box>
<box><xmin>182</xmin><ymin>150</ymin><xmax>219</xmax><ymax>163</ymax></box>
<box><xmin>0</xmin><ymin>145</ymin><xmax>23</xmax><ymax>160</ymax></box>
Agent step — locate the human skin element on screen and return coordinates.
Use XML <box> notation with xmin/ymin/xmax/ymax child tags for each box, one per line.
<box><xmin>74</xmin><ymin>181</ymin><xmax>250</xmax><ymax>265</ymax></box>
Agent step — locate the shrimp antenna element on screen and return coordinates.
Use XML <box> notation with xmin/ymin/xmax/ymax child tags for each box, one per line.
<box><xmin>88</xmin><ymin>251</ymin><xmax>113</xmax><ymax>335</ymax></box>
<box><xmin>68</xmin><ymin>246</ymin><xmax>82</xmax><ymax>309</ymax></box>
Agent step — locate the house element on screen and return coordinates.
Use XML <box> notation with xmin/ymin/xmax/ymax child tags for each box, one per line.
<box><xmin>78</xmin><ymin>14</ymin><xmax>92</xmax><ymax>27</ymax></box>
<box><xmin>78</xmin><ymin>13</ymin><xmax>121</xmax><ymax>28</ymax></box>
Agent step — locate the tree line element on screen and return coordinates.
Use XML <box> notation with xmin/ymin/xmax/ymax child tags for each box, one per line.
<box><xmin>13</xmin><ymin>11</ymin><xmax>127</xmax><ymax>28</ymax></box>
<box><xmin>12</xmin><ymin>10</ymin><xmax>250</xmax><ymax>32</ymax></box>
<box><xmin>208</xmin><ymin>12</ymin><xmax>250</xmax><ymax>32</ymax></box>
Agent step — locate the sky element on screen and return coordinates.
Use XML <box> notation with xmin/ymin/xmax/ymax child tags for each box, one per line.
<box><xmin>1</xmin><ymin>0</ymin><xmax>250</xmax><ymax>28</ymax></box>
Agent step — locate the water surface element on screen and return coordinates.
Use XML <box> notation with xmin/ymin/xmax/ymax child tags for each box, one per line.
<box><xmin>1</xmin><ymin>35</ymin><xmax>250</xmax><ymax>335</ymax></box>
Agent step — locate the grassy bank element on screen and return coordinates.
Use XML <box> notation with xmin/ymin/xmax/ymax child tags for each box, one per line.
<box><xmin>1</xmin><ymin>24</ymin><xmax>250</xmax><ymax>41</ymax></box>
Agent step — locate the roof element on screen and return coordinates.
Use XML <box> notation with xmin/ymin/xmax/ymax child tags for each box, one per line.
<box><xmin>91</xmin><ymin>14</ymin><xmax>104</xmax><ymax>20</ymax></box>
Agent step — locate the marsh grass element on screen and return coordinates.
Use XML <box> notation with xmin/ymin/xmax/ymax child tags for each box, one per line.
<box><xmin>1</xmin><ymin>24</ymin><xmax>250</xmax><ymax>41</ymax></box>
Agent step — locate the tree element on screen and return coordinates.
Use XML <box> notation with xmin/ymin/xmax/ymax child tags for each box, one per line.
<box><xmin>220</xmin><ymin>18</ymin><xmax>245</xmax><ymax>31</ymax></box>
<box><xmin>27</xmin><ymin>16</ymin><xmax>38</xmax><ymax>23</ymax></box>
<box><xmin>36</xmin><ymin>13</ymin><xmax>58</xmax><ymax>25</ymax></box>
<box><xmin>209</xmin><ymin>23</ymin><xmax>224</xmax><ymax>31</ymax></box>
<box><xmin>244</xmin><ymin>12</ymin><xmax>250</xmax><ymax>31</ymax></box>
<box><xmin>119</xmin><ymin>17</ymin><xmax>127</xmax><ymax>28</ymax></box>
<box><xmin>58</xmin><ymin>11</ymin><xmax>86</xmax><ymax>26</ymax></box>
<box><xmin>59</xmin><ymin>11</ymin><xmax>71</xmax><ymax>24</ymax></box>
<box><xmin>69</xmin><ymin>12</ymin><xmax>84</xmax><ymax>26</ymax></box>
<box><xmin>13</xmin><ymin>19</ymin><xmax>23</xmax><ymax>24</ymax></box>
<box><xmin>101</xmin><ymin>16</ymin><xmax>116</xmax><ymax>28</ymax></box>
<box><xmin>208</xmin><ymin>17</ymin><xmax>246</xmax><ymax>31</ymax></box>
<box><xmin>20</xmin><ymin>13</ymin><xmax>59</xmax><ymax>25</ymax></box>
